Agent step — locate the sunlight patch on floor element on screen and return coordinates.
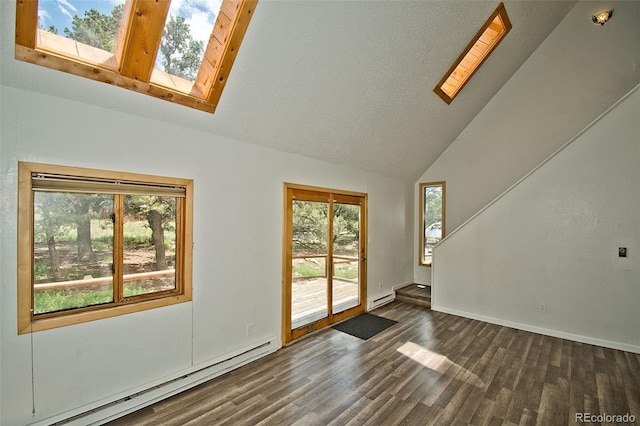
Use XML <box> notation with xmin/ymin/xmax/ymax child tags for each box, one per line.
<box><xmin>397</xmin><ymin>341</ymin><xmax>485</xmax><ymax>388</ymax></box>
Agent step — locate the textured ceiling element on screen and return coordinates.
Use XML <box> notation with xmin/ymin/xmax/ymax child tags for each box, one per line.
<box><xmin>0</xmin><ymin>0</ymin><xmax>578</xmax><ymax>181</ymax></box>
<box><xmin>212</xmin><ymin>0</ymin><xmax>578</xmax><ymax>181</ymax></box>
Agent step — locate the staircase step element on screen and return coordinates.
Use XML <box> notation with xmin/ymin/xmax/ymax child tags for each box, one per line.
<box><xmin>395</xmin><ymin>284</ymin><xmax>431</xmax><ymax>308</ymax></box>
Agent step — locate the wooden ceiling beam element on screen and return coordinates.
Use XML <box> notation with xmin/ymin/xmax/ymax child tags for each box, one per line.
<box><xmin>117</xmin><ymin>0</ymin><xmax>171</xmax><ymax>82</ymax></box>
<box><xmin>15</xmin><ymin>0</ymin><xmax>38</xmax><ymax>49</ymax></box>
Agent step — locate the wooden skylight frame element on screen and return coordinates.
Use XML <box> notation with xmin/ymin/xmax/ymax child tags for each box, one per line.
<box><xmin>434</xmin><ymin>2</ymin><xmax>512</xmax><ymax>105</ymax></box>
<box><xmin>14</xmin><ymin>0</ymin><xmax>257</xmax><ymax>113</ymax></box>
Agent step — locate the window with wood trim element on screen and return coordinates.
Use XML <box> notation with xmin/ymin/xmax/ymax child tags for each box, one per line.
<box><xmin>17</xmin><ymin>162</ymin><xmax>193</xmax><ymax>334</ymax></box>
<box><xmin>14</xmin><ymin>0</ymin><xmax>257</xmax><ymax>113</ymax></box>
<box><xmin>419</xmin><ymin>181</ymin><xmax>445</xmax><ymax>267</ymax></box>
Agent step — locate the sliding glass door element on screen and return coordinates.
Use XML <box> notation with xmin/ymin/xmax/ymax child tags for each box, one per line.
<box><xmin>291</xmin><ymin>199</ymin><xmax>329</xmax><ymax>329</ymax></box>
<box><xmin>283</xmin><ymin>184</ymin><xmax>367</xmax><ymax>343</ymax></box>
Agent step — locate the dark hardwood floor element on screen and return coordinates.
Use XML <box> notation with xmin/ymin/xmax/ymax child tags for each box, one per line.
<box><xmin>395</xmin><ymin>284</ymin><xmax>431</xmax><ymax>308</ymax></box>
<box><xmin>108</xmin><ymin>301</ymin><xmax>640</xmax><ymax>425</ymax></box>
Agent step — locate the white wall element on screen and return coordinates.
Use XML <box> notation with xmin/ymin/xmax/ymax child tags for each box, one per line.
<box><xmin>415</xmin><ymin>0</ymin><xmax>640</xmax><ymax>284</ymax></box>
<box><xmin>433</xmin><ymin>85</ymin><xmax>640</xmax><ymax>352</ymax></box>
<box><xmin>0</xmin><ymin>86</ymin><xmax>413</xmax><ymax>425</ymax></box>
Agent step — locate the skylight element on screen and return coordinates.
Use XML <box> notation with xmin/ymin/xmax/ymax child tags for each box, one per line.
<box><xmin>434</xmin><ymin>2</ymin><xmax>511</xmax><ymax>105</ymax></box>
<box><xmin>154</xmin><ymin>1</ymin><xmax>221</xmax><ymax>82</ymax></box>
<box><xmin>38</xmin><ymin>0</ymin><xmax>124</xmax><ymax>53</ymax></box>
<box><xmin>15</xmin><ymin>0</ymin><xmax>257</xmax><ymax>113</ymax></box>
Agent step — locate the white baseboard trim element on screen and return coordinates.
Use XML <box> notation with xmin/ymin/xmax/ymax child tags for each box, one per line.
<box><xmin>391</xmin><ymin>281</ymin><xmax>414</xmax><ymax>291</ymax></box>
<box><xmin>431</xmin><ymin>305</ymin><xmax>640</xmax><ymax>354</ymax></box>
<box><xmin>34</xmin><ymin>337</ymin><xmax>280</xmax><ymax>426</ymax></box>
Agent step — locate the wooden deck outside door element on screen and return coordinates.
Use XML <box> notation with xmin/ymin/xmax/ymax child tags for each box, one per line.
<box><xmin>283</xmin><ymin>184</ymin><xmax>367</xmax><ymax>344</ymax></box>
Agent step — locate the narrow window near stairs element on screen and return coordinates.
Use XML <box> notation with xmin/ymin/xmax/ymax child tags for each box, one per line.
<box><xmin>419</xmin><ymin>182</ymin><xmax>445</xmax><ymax>266</ymax></box>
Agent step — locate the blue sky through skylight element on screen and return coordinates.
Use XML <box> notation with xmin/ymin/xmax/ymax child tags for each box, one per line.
<box><xmin>37</xmin><ymin>0</ymin><xmax>222</xmax><ymax>49</ymax></box>
<box><xmin>38</xmin><ymin>0</ymin><xmax>122</xmax><ymax>33</ymax></box>
<box><xmin>169</xmin><ymin>0</ymin><xmax>222</xmax><ymax>47</ymax></box>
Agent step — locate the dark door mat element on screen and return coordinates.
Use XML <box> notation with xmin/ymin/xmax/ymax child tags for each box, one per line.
<box><xmin>332</xmin><ymin>313</ymin><xmax>398</xmax><ymax>340</ymax></box>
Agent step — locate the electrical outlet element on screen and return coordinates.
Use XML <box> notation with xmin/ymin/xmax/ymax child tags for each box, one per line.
<box><xmin>538</xmin><ymin>303</ymin><xmax>547</xmax><ymax>313</ymax></box>
<box><xmin>246</xmin><ymin>323</ymin><xmax>254</xmax><ymax>336</ymax></box>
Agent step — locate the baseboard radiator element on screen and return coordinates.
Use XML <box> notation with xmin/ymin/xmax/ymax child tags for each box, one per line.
<box><xmin>368</xmin><ymin>291</ymin><xmax>395</xmax><ymax>310</ymax></box>
<box><xmin>40</xmin><ymin>337</ymin><xmax>279</xmax><ymax>426</ymax></box>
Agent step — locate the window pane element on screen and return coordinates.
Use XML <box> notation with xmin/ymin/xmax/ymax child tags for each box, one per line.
<box><xmin>33</xmin><ymin>192</ymin><xmax>114</xmax><ymax>314</ymax></box>
<box><xmin>155</xmin><ymin>0</ymin><xmax>222</xmax><ymax>81</ymax></box>
<box><xmin>332</xmin><ymin>203</ymin><xmax>360</xmax><ymax>314</ymax></box>
<box><xmin>38</xmin><ymin>0</ymin><xmax>125</xmax><ymax>53</ymax></box>
<box><xmin>422</xmin><ymin>184</ymin><xmax>444</xmax><ymax>265</ymax></box>
<box><xmin>291</xmin><ymin>200</ymin><xmax>328</xmax><ymax>329</ymax></box>
<box><xmin>123</xmin><ymin>196</ymin><xmax>177</xmax><ymax>297</ymax></box>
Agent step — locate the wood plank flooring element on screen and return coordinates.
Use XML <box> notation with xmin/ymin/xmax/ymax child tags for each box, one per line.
<box><xmin>395</xmin><ymin>284</ymin><xmax>431</xmax><ymax>308</ymax></box>
<box><xmin>107</xmin><ymin>301</ymin><xmax>640</xmax><ymax>425</ymax></box>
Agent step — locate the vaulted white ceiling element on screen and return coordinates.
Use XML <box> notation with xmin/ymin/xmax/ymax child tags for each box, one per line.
<box><xmin>1</xmin><ymin>0</ymin><xmax>579</xmax><ymax>181</ymax></box>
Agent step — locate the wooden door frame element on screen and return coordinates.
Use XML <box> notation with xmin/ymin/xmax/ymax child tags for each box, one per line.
<box><xmin>282</xmin><ymin>183</ymin><xmax>368</xmax><ymax>345</ymax></box>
